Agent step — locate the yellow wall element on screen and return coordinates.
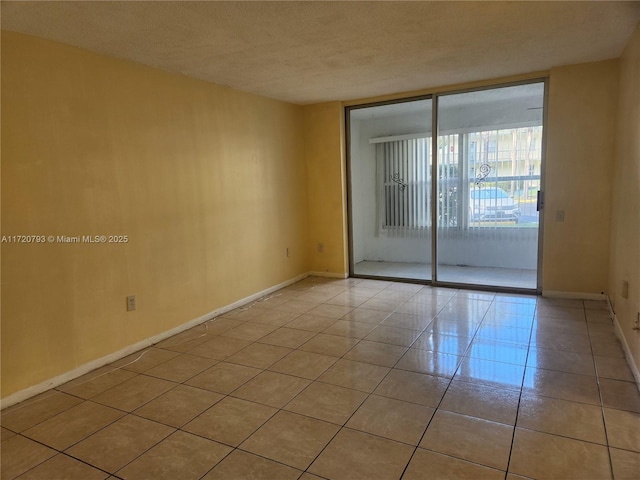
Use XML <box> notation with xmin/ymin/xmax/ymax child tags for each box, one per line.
<box><xmin>543</xmin><ymin>60</ymin><xmax>619</xmax><ymax>294</ymax></box>
<box><xmin>303</xmin><ymin>102</ymin><xmax>348</xmax><ymax>276</ymax></box>
<box><xmin>609</xmin><ymin>23</ymin><xmax>640</xmax><ymax>374</ymax></box>
<box><xmin>1</xmin><ymin>31</ymin><xmax>309</xmax><ymax>398</ymax></box>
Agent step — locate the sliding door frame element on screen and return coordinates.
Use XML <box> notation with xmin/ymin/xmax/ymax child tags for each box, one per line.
<box><xmin>345</xmin><ymin>77</ymin><xmax>548</xmax><ymax>294</ymax></box>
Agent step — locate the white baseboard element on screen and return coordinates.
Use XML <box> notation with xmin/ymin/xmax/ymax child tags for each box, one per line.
<box><xmin>542</xmin><ymin>290</ymin><xmax>607</xmax><ymax>301</ymax></box>
<box><xmin>610</xmin><ymin>308</ymin><xmax>640</xmax><ymax>393</ymax></box>
<box><xmin>310</xmin><ymin>271</ymin><xmax>349</xmax><ymax>279</ymax></box>
<box><xmin>0</xmin><ymin>272</ymin><xmax>310</xmax><ymax>410</ymax></box>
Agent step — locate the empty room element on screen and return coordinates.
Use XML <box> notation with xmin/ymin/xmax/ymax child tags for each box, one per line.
<box><xmin>1</xmin><ymin>1</ymin><xmax>640</xmax><ymax>479</ymax></box>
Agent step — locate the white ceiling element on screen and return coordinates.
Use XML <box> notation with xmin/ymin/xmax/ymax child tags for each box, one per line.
<box><xmin>2</xmin><ymin>1</ymin><xmax>639</xmax><ymax>105</ymax></box>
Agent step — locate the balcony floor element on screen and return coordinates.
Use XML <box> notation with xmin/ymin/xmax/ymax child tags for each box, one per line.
<box><xmin>354</xmin><ymin>261</ymin><xmax>537</xmax><ymax>290</ymax></box>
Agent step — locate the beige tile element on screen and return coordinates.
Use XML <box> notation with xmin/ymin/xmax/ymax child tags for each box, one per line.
<box><xmin>374</xmin><ymin>289</ymin><xmax>415</xmax><ymax>301</ymax></box>
<box><xmin>420</xmin><ymin>410</ymin><xmax>513</xmax><ymax>471</ymax></box>
<box><xmin>284</xmin><ymin>314</ymin><xmax>338</xmax><ymax>332</ymax></box>
<box><xmin>404</xmin><ymin>448</ymin><xmax>504</xmax><ymax>480</ymax></box>
<box><xmin>526</xmin><ymin>347</ymin><xmax>595</xmax><ymax>376</ymax></box>
<box><xmin>594</xmin><ymin>355</ymin><xmax>635</xmax><ymax>381</ymax></box>
<box><xmin>144</xmin><ymin>353</ymin><xmax>217</xmax><ymax>382</ymax></box>
<box><xmin>307</xmin><ymin>303</ymin><xmax>353</xmax><ymax>319</ymax></box>
<box><xmin>359</xmin><ymin>297</ymin><xmax>404</xmax><ymax>312</ymax></box>
<box><xmin>284</xmin><ymin>382</ymin><xmax>367</xmax><ymax>425</ymax></box>
<box><xmin>221</xmin><ymin>321</ymin><xmax>279</xmax><ymax>341</ymax></box>
<box><xmin>381</xmin><ymin>312</ymin><xmax>433</xmax><ymax>330</ymax></box>
<box><xmin>365</xmin><ymin>325</ymin><xmax>422</xmax><ymax>347</ymax></box>
<box><xmin>299</xmin><ymin>474</ymin><xmax>325</xmax><ymax>480</ymax></box>
<box><xmin>66</xmin><ymin>415</ymin><xmax>174</xmax><ymax>473</ymax></box>
<box><xmin>317</xmin><ymin>359</ymin><xmax>390</xmax><ymax>393</ymax></box>
<box><xmin>1</xmin><ymin>391</ymin><xmax>83</xmax><ymax>433</ymax></box>
<box><xmin>395</xmin><ymin>300</ymin><xmax>447</xmax><ymax>317</ymax></box>
<box><xmin>273</xmin><ymin>299</ymin><xmax>318</xmax><ymax>314</ymax></box>
<box><xmin>585</xmin><ymin>299</ymin><xmax>609</xmax><ymax>311</ymax></box>
<box><xmin>308</xmin><ymin>428</ymin><xmax>414</xmax><ymax>480</ymax></box>
<box><xmin>225</xmin><ymin>343</ymin><xmax>292</xmax><ymax>369</ymax></box>
<box><xmin>154</xmin><ymin>333</ymin><xmax>212</xmax><ymax>353</ymax></box>
<box><xmin>232</xmin><ymin>371</ymin><xmax>310</xmax><ymax>408</ymax></box>
<box><xmin>185</xmin><ymin>336</ymin><xmax>252</xmax><ymax>360</ymax></box>
<box><xmin>610</xmin><ymin>447</ymin><xmax>640</xmax><ymax>480</ymax></box>
<box><xmin>323</xmin><ymin>320</ymin><xmax>378</xmax><ymax>339</ymax></box>
<box><xmin>586</xmin><ymin>309</ymin><xmax>613</xmax><ymax>323</ymax></box>
<box><xmin>440</xmin><ymin>380</ymin><xmax>520</xmax><ymax>425</ymax></box>
<box><xmin>341</xmin><ymin>308</ymin><xmax>391</xmax><ymax>324</ymax></box>
<box><xmin>397</xmin><ymin>349</ymin><xmax>462</xmax><ymax>378</ymax></box>
<box><xmin>0</xmin><ymin>435</ymin><xmax>56</xmax><ymax>480</ymax></box>
<box><xmin>413</xmin><ymin>332</ymin><xmax>472</xmax><ymax>356</ymax></box>
<box><xmin>473</xmin><ymin>324</ymin><xmax>529</xmax><ymax>345</ymax></box>
<box><xmin>296</xmin><ymin>290</ymin><xmax>341</xmax><ymax>303</ymax></box>
<box><xmin>601</xmin><ymin>378</ymin><xmax>640</xmax><ymax>412</ymax></box>
<box><xmin>246</xmin><ymin>309</ymin><xmax>300</xmax><ymax>326</ymax></box>
<box><xmin>133</xmin><ymin>385</ymin><xmax>223</xmax><ymax>428</ymax></box>
<box><xmin>531</xmin><ymin>330</ymin><xmax>592</xmax><ymax>354</ymax></box>
<box><xmin>183</xmin><ymin>396</ymin><xmax>276</xmax><ymax>446</ymax></box>
<box><xmin>258</xmin><ymin>327</ymin><xmax>317</xmax><ymax>348</ymax></box>
<box><xmin>509</xmin><ymin>428</ymin><xmax>611</xmax><ymax>479</ymax></box>
<box><xmin>466</xmin><ymin>339</ymin><xmax>528</xmax><ymax>365</ymax></box>
<box><xmin>326</xmin><ymin>292</ymin><xmax>370</xmax><ymax>308</ymax></box>
<box><xmin>299</xmin><ymin>333</ymin><xmax>358</xmax><ymax>357</ymax></box>
<box><xmin>424</xmin><ymin>317</ymin><xmax>479</xmax><ymax>336</ymax></box>
<box><xmin>269</xmin><ymin>350</ymin><xmax>338</xmax><ymax>379</ymax></box>
<box><xmin>374</xmin><ymin>369</ymin><xmax>449</xmax><ymax>407</ymax></box>
<box><xmin>591</xmin><ymin>337</ymin><xmax>626</xmax><ymax>358</ymax></box>
<box><xmin>604</xmin><ymin>408</ymin><xmax>640</xmax><ymax>452</ymax></box>
<box><xmin>185</xmin><ymin>362</ymin><xmax>261</xmax><ymax>394</ymax></box>
<box><xmin>56</xmin><ymin>367</ymin><xmax>138</xmax><ymax>399</ymax></box>
<box><xmin>517</xmin><ymin>393</ymin><xmax>607</xmax><ymax>444</ymax></box>
<box><xmin>532</xmin><ymin>317</ymin><xmax>589</xmax><ymax>337</ymax></box>
<box><xmin>200</xmin><ymin>317</ymin><xmax>247</xmax><ymax>335</ymax></box>
<box><xmin>240</xmin><ymin>411</ymin><xmax>339</xmax><ymax>470</ymax></box>
<box><xmin>153</xmin><ymin>328</ymin><xmax>213</xmax><ymax>350</ymax></box>
<box><xmin>343</xmin><ymin>340</ymin><xmax>408</xmax><ymax>367</ymax></box>
<box><xmin>116</xmin><ymin>431</ymin><xmax>231</xmax><ymax>480</ymax></box>
<box><xmin>23</xmin><ymin>401</ymin><xmax>125</xmax><ymax>450</ymax></box>
<box><xmin>110</xmin><ymin>348</ymin><xmax>181</xmax><ymax>373</ymax></box>
<box><xmin>92</xmin><ymin>374</ymin><xmax>176</xmax><ymax>412</ymax></box>
<box><xmin>346</xmin><ymin>394</ymin><xmax>434</xmax><ymax>445</ymax></box>
<box><xmin>202</xmin><ymin>450</ymin><xmax>301</xmax><ymax>480</ymax></box>
<box><xmin>482</xmin><ymin>312</ymin><xmax>535</xmax><ymax>330</ymax></box>
<box><xmin>522</xmin><ymin>367</ymin><xmax>600</xmax><ymax>404</ymax></box>
<box><xmin>14</xmin><ymin>453</ymin><xmax>108</xmax><ymax>480</ymax></box>
<box><xmin>1</xmin><ymin>427</ymin><xmax>16</xmax><ymax>442</ymax></box>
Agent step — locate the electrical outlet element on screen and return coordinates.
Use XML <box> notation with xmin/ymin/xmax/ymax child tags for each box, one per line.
<box><xmin>634</xmin><ymin>312</ymin><xmax>640</xmax><ymax>331</ymax></box>
<box><xmin>286</xmin><ymin>247</ymin><xmax>291</xmax><ymax>258</ymax></box>
<box><xmin>318</xmin><ymin>243</ymin><xmax>324</xmax><ymax>253</ymax></box>
<box><xmin>622</xmin><ymin>281</ymin><xmax>629</xmax><ymax>299</ymax></box>
<box><xmin>126</xmin><ymin>295</ymin><xmax>136</xmax><ymax>311</ymax></box>
<box><xmin>555</xmin><ymin>210</ymin><xmax>565</xmax><ymax>222</ymax></box>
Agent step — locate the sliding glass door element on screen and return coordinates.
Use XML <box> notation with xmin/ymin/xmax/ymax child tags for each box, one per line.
<box><xmin>347</xmin><ymin>81</ymin><xmax>545</xmax><ymax>291</ymax></box>
<box><xmin>436</xmin><ymin>83</ymin><xmax>544</xmax><ymax>289</ymax></box>
<box><xmin>349</xmin><ymin>99</ymin><xmax>433</xmax><ymax>280</ymax></box>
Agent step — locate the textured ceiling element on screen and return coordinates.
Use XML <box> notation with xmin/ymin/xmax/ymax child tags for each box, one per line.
<box><xmin>2</xmin><ymin>1</ymin><xmax>639</xmax><ymax>104</ymax></box>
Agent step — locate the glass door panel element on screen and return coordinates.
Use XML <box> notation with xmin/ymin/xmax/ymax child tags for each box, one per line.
<box><xmin>436</xmin><ymin>83</ymin><xmax>544</xmax><ymax>289</ymax></box>
<box><xmin>349</xmin><ymin>99</ymin><xmax>433</xmax><ymax>280</ymax></box>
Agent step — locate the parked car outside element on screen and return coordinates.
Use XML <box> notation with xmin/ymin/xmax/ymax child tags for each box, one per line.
<box><xmin>469</xmin><ymin>187</ymin><xmax>520</xmax><ymax>222</ymax></box>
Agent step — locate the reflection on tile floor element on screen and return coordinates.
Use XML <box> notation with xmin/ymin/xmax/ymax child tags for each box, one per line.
<box><xmin>2</xmin><ymin>276</ymin><xmax>639</xmax><ymax>479</ymax></box>
<box><xmin>355</xmin><ymin>260</ymin><xmax>537</xmax><ymax>289</ymax></box>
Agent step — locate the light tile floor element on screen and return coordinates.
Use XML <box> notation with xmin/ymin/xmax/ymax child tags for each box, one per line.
<box><xmin>2</xmin><ymin>276</ymin><xmax>639</xmax><ymax>480</ymax></box>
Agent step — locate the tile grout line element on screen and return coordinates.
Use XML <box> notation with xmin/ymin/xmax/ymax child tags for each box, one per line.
<box><xmin>502</xmin><ymin>294</ymin><xmax>539</xmax><ymax>479</ymax></box>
